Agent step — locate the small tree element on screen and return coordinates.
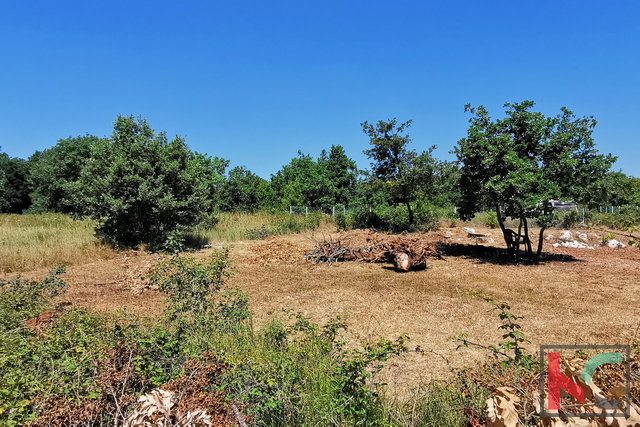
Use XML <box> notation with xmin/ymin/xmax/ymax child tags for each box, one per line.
<box><xmin>317</xmin><ymin>145</ymin><xmax>358</xmax><ymax>207</ymax></box>
<box><xmin>361</xmin><ymin>118</ymin><xmax>435</xmax><ymax>226</ymax></box>
<box><xmin>73</xmin><ymin>115</ymin><xmax>223</xmax><ymax>249</ymax></box>
<box><xmin>455</xmin><ymin>101</ymin><xmax>615</xmax><ymax>257</ymax></box>
<box><xmin>218</xmin><ymin>166</ymin><xmax>273</xmax><ymax>212</ymax></box>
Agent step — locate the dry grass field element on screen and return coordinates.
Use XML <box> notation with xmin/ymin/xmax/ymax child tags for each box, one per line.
<box><xmin>7</xmin><ymin>221</ymin><xmax>639</xmax><ymax>395</ymax></box>
<box><xmin>0</xmin><ymin>214</ymin><xmax>116</xmax><ymax>274</ymax></box>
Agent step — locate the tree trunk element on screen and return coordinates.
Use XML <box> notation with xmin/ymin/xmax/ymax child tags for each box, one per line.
<box><xmin>537</xmin><ymin>226</ymin><xmax>546</xmax><ymax>256</ymax></box>
<box><xmin>393</xmin><ymin>252</ymin><xmax>412</xmax><ymax>271</ymax></box>
<box><xmin>522</xmin><ymin>216</ymin><xmax>533</xmax><ymax>256</ymax></box>
<box><xmin>516</xmin><ymin>216</ymin><xmax>523</xmax><ymax>255</ymax></box>
<box><xmin>536</xmin><ymin>204</ymin><xmax>552</xmax><ymax>256</ymax></box>
<box><xmin>406</xmin><ymin>201</ymin><xmax>414</xmax><ymax>225</ymax></box>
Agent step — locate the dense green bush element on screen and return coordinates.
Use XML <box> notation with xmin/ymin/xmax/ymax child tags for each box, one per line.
<box><xmin>223</xmin><ymin>313</ymin><xmax>408</xmax><ymax>426</ymax></box>
<box><xmin>558</xmin><ymin>209</ymin><xmax>581</xmax><ymax>229</ymax></box>
<box><xmin>412</xmin><ymin>201</ymin><xmax>442</xmax><ymax>232</ymax></box>
<box><xmin>0</xmin><ymin>266</ymin><xmax>66</xmax><ymax>332</ymax></box>
<box><xmin>0</xmin><ymin>268</ymin><xmax>117</xmax><ymax>425</ymax></box>
<box><xmin>350</xmin><ymin>207</ymin><xmax>382</xmax><ymax>230</ymax></box>
<box><xmin>347</xmin><ymin>203</ymin><xmax>441</xmax><ymax>233</ymax></box>
<box><xmin>148</xmin><ymin>249</ymin><xmax>233</xmax><ymax>317</ymax></box>
<box><xmin>472</xmin><ymin>211</ymin><xmax>499</xmax><ymax>229</ymax></box>
<box><xmin>589</xmin><ymin>205</ymin><xmax>640</xmax><ymax>230</ymax></box>
<box><xmin>73</xmin><ymin>116</ymin><xmax>224</xmax><ymax>249</ymax></box>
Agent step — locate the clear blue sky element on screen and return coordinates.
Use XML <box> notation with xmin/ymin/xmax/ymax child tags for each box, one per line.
<box><xmin>1</xmin><ymin>1</ymin><xmax>638</xmax><ymax>178</ymax></box>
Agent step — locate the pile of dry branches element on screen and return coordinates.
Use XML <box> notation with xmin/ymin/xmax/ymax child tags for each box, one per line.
<box><xmin>305</xmin><ymin>233</ymin><xmax>442</xmax><ymax>271</ymax></box>
<box><xmin>304</xmin><ymin>237</ymin><xmax>358</xmax><ymax>264</ymax></box>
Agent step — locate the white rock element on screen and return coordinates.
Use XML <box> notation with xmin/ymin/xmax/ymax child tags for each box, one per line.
<box><xmin>462</xmin><ymin>227</ymin><xmax>475</xmax><ymax>234</ymax></box>
<box><xmin>444</xmin><ymin>231</ymin><xmax>452</xmax><ymax>239</ymax></box>
<box><xmin>546</xmin><ymin>234</ymin><xmax>554</xmax><ymax>241</ymax></box>
<box><xmin>559</xmin><ymin>231</ymin><xmax>572</xmax><ymax>242</ymax></box>
<box><xmin>555</xmin><ymin>240</ymin><xmax>594</xmax><ymax>250</ymax></box>
<box><xmin>607</xmin><ymin>239</ymin><xmax>626</xmax><ymax>249</ymax></box>
<box><xmin>577</xmin><ymin>233</ymin><xmax>589</xmax><ymax>242</ymax></box>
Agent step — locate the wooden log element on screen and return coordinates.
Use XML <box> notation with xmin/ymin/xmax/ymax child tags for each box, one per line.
<box><xmin>393</xmin><ymin>252</ymin><xmax>411</xmax><ymax>271</ymax></box>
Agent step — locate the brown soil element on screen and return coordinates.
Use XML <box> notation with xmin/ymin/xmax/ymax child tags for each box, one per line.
<box><xmin>9</xmin><ymin>224</ymin><xmax>640</xmax><ymax>393</ymax></box>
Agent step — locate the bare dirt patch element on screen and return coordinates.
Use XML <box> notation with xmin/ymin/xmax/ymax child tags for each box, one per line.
<box><xmin>9</xmin><ymin>224</ymin><xmax>640</xmax><ymax>393</ymax></box>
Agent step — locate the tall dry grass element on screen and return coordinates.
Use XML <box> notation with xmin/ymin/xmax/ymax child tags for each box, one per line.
<box><xmin>0</xmin><ymin>214</ymin><xmax>115</xmax><ymax>274</ymax></box>
<box><xmin>0</xmin><ymin>212</ymin><xmax>324</xmax><ymax>274</ymax></box>
<box><xmin>193</xmin><ymin>211</ymin><xmax>323</xmax><ymax>242</ymax></box>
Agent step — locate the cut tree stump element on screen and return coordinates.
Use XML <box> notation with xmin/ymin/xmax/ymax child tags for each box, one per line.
<box><xmin>393</xmin><ymin>252</ymin><xmax>411</xmax><ymax>271</ymax></box>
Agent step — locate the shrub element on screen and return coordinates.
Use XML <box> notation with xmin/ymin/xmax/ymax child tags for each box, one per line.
<box><xmin>351</xmin><ymin>207</ymin><xmax>382</xmax><ymax>230</ymax></box>
<box><xmin>74</xmin><ymin>116</ymin><xmax>222</xmax><ymax>249</ymax></box>
<box><xmin>214</xmin><ymin>287</ymin><xmax>251</xmax><ymax>334</ymax></box>
<box><xmin>473</xmin><ymin>211</ymin><xmax>499</xmax><ymax>229</ymax></box>
<box><xmin>148</xmin><ymin>249</ymin><xmax>233</xmax><ymax>317</ymax></box>
<box><xmin>376</xmin><ymin>204</ymin><xmax>411</xmax><ymax>232</ymax></box>
<box><xmin>413</xmin><ymin>202</ymin><xmax>441</xmax><ymax>232</ymax></box>
<box><xmin>0</xmin><ymin>266</ymin><xmax>67</xmax><ymax>332</ymax></box>
<box><xmin>589</xmin><ymin>205</ymin><xmax>640</xmax><ymax>230</ymax></box>
<box><xmin>224</xmin><ymin>313</ymin><xmax>408</xmax><ymax>426</ymax></box>
<box><xmin>558</xmin><ymin>209</ymin><xmax>581</xmax><ymax>229</ymax></box>
<box><xmin>350</xmin><ymin>204</ymin><xmax>441</xmax><ymax>233</ymax></box>
<box><xmin>334</xmin><ymin>211</ymin><xmax>347</xmax><ymax>231</ymax></box>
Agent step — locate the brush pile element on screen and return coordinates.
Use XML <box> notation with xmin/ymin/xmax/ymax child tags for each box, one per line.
<box><xmin>303</xmin><ymin>238</ymin><xmax>358</xmax><ymax>264</ymax></box>
<box><xmin>305</xmin><ymin>233</ymin><xmax>442</xmax><ymax>271</ymax></box>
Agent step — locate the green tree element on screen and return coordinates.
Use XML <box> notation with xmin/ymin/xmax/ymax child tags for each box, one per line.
<box><xmin>28</xmin><ymin>135</ymin><xmax>103</xmax><ymax>213</ymax></box>
<box><xmin>0</xmin><ymin>152</ymin><xmax>31</xmax><ymax>213</ymax></box>
<box><xmin>73</xmin><ymin>115</ymin><xmax>224</xmax><ymax>248</ymax></box>
<box><xmin>189</xmin><ymin>152</ymin><xmax>229</xmax><ymax>212</ymax></box>
<box><xmin>271</xmin><ymin>152</ymin><xmax>328</xmax><ymax>208</ymax></box>
<box><xmin>455</xmin><ymin>101</ymin><xmax>615</xmax><ymax>256</ymax></box>
<box><xmin>586</xmin><ymin>171</ymin><xmax>640</xmax><ymax>208</ymax></box>
<box><xmin>432</xmin><ymin>160</ymin><xmax>461</xmax><ymax>207</ymax></box>
<box><xmin>317</xmin><ymin>145</ymin><xmax>358</xmax><ymax>207</ymax></box>
<box><xmin>218</xmin><ymin>166</ymin><xmax>274</xmax><ymax>212</ymax></box>
<box><xmin>271</xmin><ymin>146</ymin><xmax>360</xmax><ymax>209</ymax></box>
<box><xmin>361</xmin><ymin>118</ymin><xmax>435</xmax><ymax>226</ymax></box>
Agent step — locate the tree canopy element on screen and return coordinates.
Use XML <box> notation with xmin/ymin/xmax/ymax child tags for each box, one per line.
<box><xmin>28</xmin><ymin>135</ymin><xmax>103</xmax><ymax>213</ymax></box>
<box><xmin>271</xmin><ymin>145</ymin><xmax>358</xmax><ymax>209</ymax></box>
<box><xmin>218</xmin><ymin>166</ymin><xmax>274</xmax><ymax>212</ymax></box>
<box><xmin>72</xmin><ymin>115</ymin><xmax>223</xmax><ymax>248</ymax></box>
<box><xmin>455</xmin><ymin>101</ymin><xmax>616</xmax><ymax>256</ymax></box>
<box><xmin>361</xmin><ymin>118</ymin><xmax>437</xmax><ymax>226</ymax></box>
<box><xmin>0</xmin><ymin>152</ymin><xmax>31</xmax><ymax>214</ymax></box>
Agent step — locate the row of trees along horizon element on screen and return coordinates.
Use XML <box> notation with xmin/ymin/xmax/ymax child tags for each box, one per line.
<box><xmin>2</xmin><ymin>101</ymin><xmax>640</xmax><ymax>254</ymax></box>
